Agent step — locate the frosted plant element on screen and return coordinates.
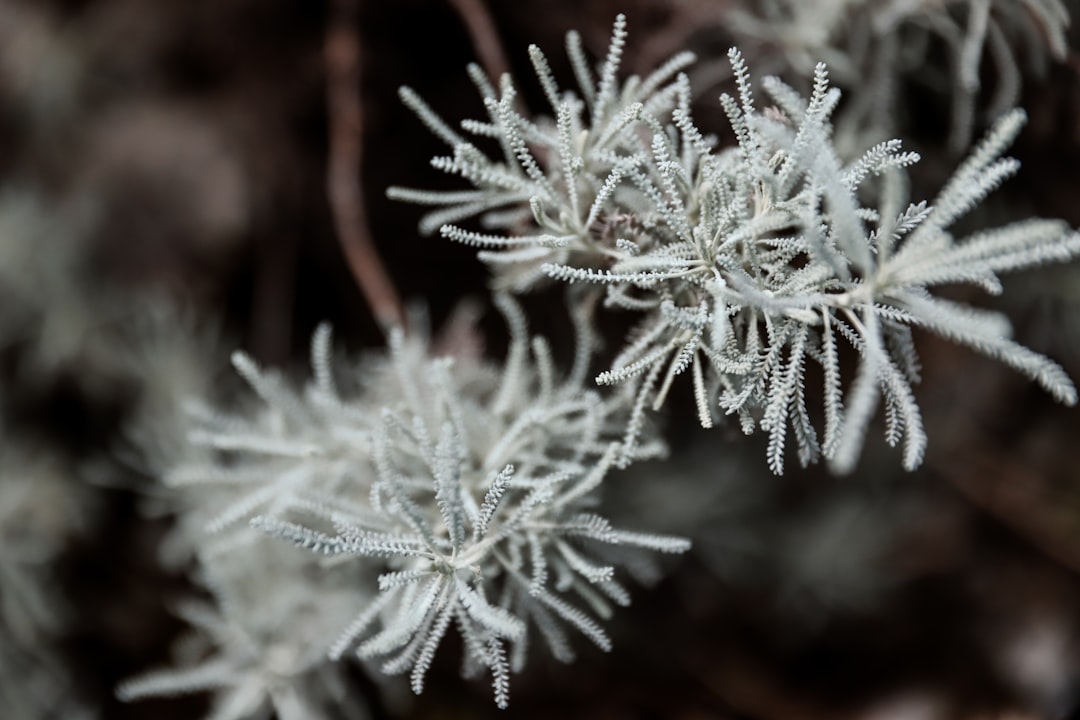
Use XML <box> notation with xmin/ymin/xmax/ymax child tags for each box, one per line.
<box><xmin>154</xmin><ymin>322</ymin><xmax>379</xmax><ymax>564</ymax></box>
<box><xmin>729</xmin><ymin>0</ymin><xmax>1071</xmax><ymax>151</ymax></box>
<box><xmin>120</xmin><ymin>326</ymin><xmax>378</xmax><ymax>719</ymax></box>
<box><xmin>387</xmin><ymin>13</ymin><xmax>696</xmax><ymax>292</ymax></box>
<box><xmin>117</xmin><ymin>299</ymin><xmax>225</xmax><ymax>477</ymax></box>
<box><xmin>393</xmin><ymin>18</ymin><xmax>1080</xmax><ymax>474</ymax></box>
<box><xmin>131</xmin><ymin>294</ymin><xmax>686</xmax><ymax>710</ymax></box>
<box><xmin>116</xmin><ymin>12</ymin><xmax>1080</xmax><ymax>718</ymax></box>
<box><xmin>118</xmin><ymin>541</ymin><xmax>369</xmax><ymax>720</ymax></box>
<box><xmin>251</xmin><ymin>296</ymin><xmax>686</xmax><ymax>708</ymax></box>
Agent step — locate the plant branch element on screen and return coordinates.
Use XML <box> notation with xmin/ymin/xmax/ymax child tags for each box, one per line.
<box><xmin>326</xmin><ymin>0</ymin><xmax>405</xmax><ymax>332</ymax></box>
<box><xmin>445</xmin><ymin>0</ymin><xmax>511</xmax><ymax>84</ymax></box>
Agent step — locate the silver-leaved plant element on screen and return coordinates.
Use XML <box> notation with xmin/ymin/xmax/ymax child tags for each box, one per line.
<box><xmin>729</xmin><ymin>0</ymin><xmax>1071</xmax><ymax>152</ymax></box>
<box><xmin>122</xmin><ymin>12</ymin><xmax>1080</xmax><ymax>718</ymax></box>
<box><xmin>251</xmin><ymin>296</ymin><xmax>686</xmax><ymax>708</ymax></box>
<box><xmin>122</xmin><ymin>294</ymin><xmax>687</xmax><ymax>712</ymax></box>
<box><xmin>392</xmin><ymin>15</ymin><xmax>1080</xmax><ymax>476</ymax></box>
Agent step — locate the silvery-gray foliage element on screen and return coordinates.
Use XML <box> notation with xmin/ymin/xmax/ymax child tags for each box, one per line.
<box><xmin>253</xmin><ymin>297</ymin><xmax>686</xmax><ymax>708</ymax></box>
<box><xmin>387</xmin><ymin>13</ymin><xmax>696</xmax><ymax>292</ymax></box>
<box><xmin>156</xmin><ymin>322</ymin><xmax>376</xmax><ymax>559</ymax></box>
<box><xmin>118</xmin><ymin>324</ymin><xmax>378</xmax><ymax>719</ymax></box>
<box><xmin>392</xmin><ymin>16</ymin><xmax>1080</xmax><ymax>475</ymax></box>
<box><xmin>729</xmin><ymin>0</ymin><xmax>1070</xmax><ymax>152</ymax></box>
<box><xmin>126</xmin><ymin>295</ymin><xmax>687</xmax><ymax>711</ymax></box>
<box><xmin>117</xmin><ymin>542</ymin><xmax>367</xmax><ymax>720</ymax></box>
<box><xmin>118</xmin><ymin>11</ymin><xmax>1080</xmax><ymax>718</ymax></box>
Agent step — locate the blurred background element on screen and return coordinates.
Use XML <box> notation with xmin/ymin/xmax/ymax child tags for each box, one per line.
<box><xmin>2</xmin><ymin>0</ymin><xmax>1080</xmax><ymax>718</ymax></box>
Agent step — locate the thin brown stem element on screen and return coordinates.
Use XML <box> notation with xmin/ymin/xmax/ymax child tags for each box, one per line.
<box><xmin>445</xmin><ymin>0</ymin><xmax>511</xmax><ymax>84</ymax></box>
<box><xmin>939</xmin><ymin>450</ymin><xmax>1080</xmax><ymax>576</ymax></box>
<box><xmin>326</xmin><ymin>0</ymin><xmax>405</xmax><ymax>332</ymax></box>
<box><xmin>445</xmin><ymin>0</ymin><xmax>542</xmax><ymax>165</ymax></box>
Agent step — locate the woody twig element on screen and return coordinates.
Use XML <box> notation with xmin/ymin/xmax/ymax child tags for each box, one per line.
<box><xmin>326</xmin><ymin>0</ymin><xmax>406</xmax><ymax>332</ymax></box>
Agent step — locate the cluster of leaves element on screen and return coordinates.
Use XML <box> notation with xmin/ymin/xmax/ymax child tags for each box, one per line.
<box><xmin>120</xmin><ymin>297</ymin><xmax>687</xmax><ymax>713</ymax></box>
<box><xmin>118</xmin><ymin>541</ymin><xmax>365</xmax><ymax>720</ymax></box>
<box><xmin>119</xmin><ymin>10</ymin><xmax>1080</xmax><ymax>717</ymax></box>
<box><xmin>728</xmin><ymin>0</ymin><xmax>1071</xmax><ymax>151</ymax></box>
<box><xmin>391</xmin><ymin>13</ymin><xmax>1080</xmax><ymax>476</ymax></box>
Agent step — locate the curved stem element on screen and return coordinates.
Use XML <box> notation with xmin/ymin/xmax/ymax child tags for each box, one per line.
<box><xmin>326</xmin><ymin>0</ymin><xmax>406</xmax><ymax>332</ymax></box>
<box><xmin>445</xmin><ymin>0</ymin><xmax>511</xmax><ymax>85</ymax></box>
